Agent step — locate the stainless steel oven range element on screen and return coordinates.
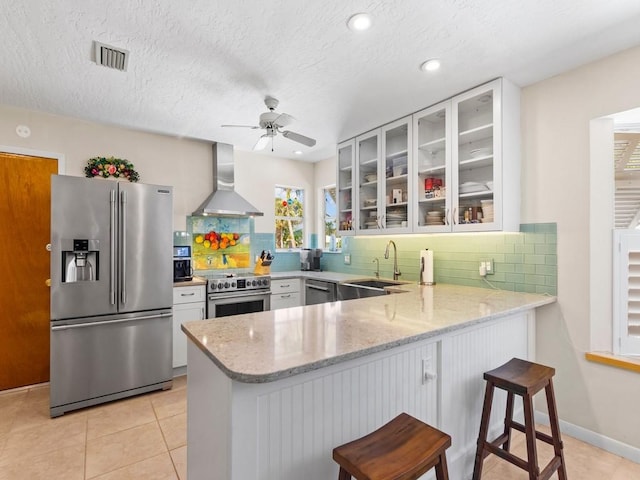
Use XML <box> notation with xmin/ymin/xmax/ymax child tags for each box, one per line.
<box><xmin>200</xmin><ymin>273</ymin><xmax>271</xmax><ymax>318</ymax></box>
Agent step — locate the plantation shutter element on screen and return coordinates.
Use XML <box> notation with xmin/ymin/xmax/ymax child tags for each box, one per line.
<box><xmin>613</xmin><ymin>230</ymin><xmax>640</xmax><ymax>355</ymax></box>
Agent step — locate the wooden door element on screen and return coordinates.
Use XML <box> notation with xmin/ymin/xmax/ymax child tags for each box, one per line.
<box><xmin>0</xmin><ymin>152</ymin><xmax>58</xmax><ymax>390</ymax></box>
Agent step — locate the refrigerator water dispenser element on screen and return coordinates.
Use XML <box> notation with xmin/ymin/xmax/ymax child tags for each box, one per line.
<box><xmin>62</xmin><ymin>238</ymin><xmax>99</xmax><ymax>282</ymax></box>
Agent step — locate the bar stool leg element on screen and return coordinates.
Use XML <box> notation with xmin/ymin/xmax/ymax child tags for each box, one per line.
<box><xmin>502</xmin><ymin>391</ymin><xmax>515</xmax><ymax>451</ymax></box>
<box><xmin>338</xmin><ymin>467</ymin><xmax>351</xmax><ymax>480</ymax></box>
<box><xmin>545</xmin><ymin>380</ymin><xmax>567</xmax><ymax>480</ymax></box>
<box><xmin>472</xmin><ymin>381</ymin><xmax>495</xmax><ymax>480</ymax></box>
<box><xmin>435</xmin><ymin>452</ymin><xmax>450</xmax><ymax>480</ymax></box>
<box><xmin>522</xmin><ymin>393</ymin><xmax>540</xmax><ymax>480</ymax></box>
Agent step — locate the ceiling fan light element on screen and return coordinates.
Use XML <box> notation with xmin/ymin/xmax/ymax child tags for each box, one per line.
<box><xmin>294</xmin><ymin>150</ymin><xmax>303</xmax><ymax>155</ymax></box>
<box><xmin>253</xmin><ymin>135</ymin><xmax>270</xmax><ymax>151</ymax></box>
<box><xmin>347</xmin><ymin>13</ymin><xmax>371</xmax><ymax>31</ymax></box>
<box><xmin>420</xmin><ymin>59</ymin><xmax>441</xmax><ymax>72</ymax></box>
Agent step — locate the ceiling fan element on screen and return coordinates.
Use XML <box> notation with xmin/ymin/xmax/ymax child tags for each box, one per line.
<box><xmin>222</xmin><ymin>96</ymin><xmax>316</xmax><ymax>151</ymax></box>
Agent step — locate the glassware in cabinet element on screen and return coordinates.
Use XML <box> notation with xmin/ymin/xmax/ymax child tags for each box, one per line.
<box><xmin>337</xmin><ymin>139</ymin><xmax>355</xmax><ymax>234</ymax></box>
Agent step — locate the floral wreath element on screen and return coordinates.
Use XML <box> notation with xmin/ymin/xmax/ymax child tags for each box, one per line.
<box><xmin>84</xmin><ymin>156</ymin><xmax>140</xmax><ymax>182</ymax></box>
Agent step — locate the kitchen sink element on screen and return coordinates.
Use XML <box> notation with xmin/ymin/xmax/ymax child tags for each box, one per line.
<box><xmin>346</xmin><ymin>279</ymin><xmax>406</xmax><ymax>289</ymax></box>
<box><xmin>337</xmin><ymin>279</ymin><xmax>408</xmax><ymax>301</ymax></box>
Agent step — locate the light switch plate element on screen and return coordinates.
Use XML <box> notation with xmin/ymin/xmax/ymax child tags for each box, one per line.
<box><xmin>344</xmin><ymin>254</ymin><xmax>351</xmax><ymax>265</ymax></box>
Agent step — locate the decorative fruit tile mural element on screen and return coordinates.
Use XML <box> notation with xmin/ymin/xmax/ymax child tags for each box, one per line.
<box><xmin>188</xmin><ymin>216</ymin><xmax>251</xmax><ymax>270</ymax></box>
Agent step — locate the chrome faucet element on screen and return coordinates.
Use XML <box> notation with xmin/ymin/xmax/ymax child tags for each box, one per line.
<box><xmin>384</xmin><ymin>240</ymin><xmax>401</xmax><ymax>280</ymax></box>
<box><xmin>373</xmin><ymin>257</ymin><xmax>380</xmax><ymax>278</ymax></box>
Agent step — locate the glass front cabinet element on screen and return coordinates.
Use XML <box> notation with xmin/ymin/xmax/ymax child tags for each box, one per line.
<box><xmin>451</xmin><ymin>80</ymin><xmax>499</xmax><ymax>232</ymax></box>
<box><xmin>411</xmin><ymin>77</ymin><xmax>519</xmax><ymax>233</ymax></box>
<box><xmin>450</xmin><ymin>78</ymin><xmax>520</xmax><ymax>232</ymax></box>
<box><xmin>337</xmin><ymin>139</ymin><xmax>355</xmax><ymax>236</ymax></box>
<box><xmin>381</xmin><ymin>117</ymin><xmax>412</xmax><ymax>233</ymax></box>
<box><xmin>413</xmin><ymin>101</ymin><xmax>451</xmax><ymax>233</ymax></box>
<box><xmin>339</xmin><ymin>77</ymin><xmax>519</xmax><ymax>236</ymax></box>
<box><xmin>355</xmin><ymin>129</ymin><xmax>381</xmax><ymax>234</ymax></box>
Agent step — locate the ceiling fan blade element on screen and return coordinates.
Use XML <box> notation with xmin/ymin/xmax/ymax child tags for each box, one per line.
<box><xmin>221</xmin><ymin>124</ymin><xmax>261</xmax><ymax>129</ymax></box>
<box><xmin>273</xmin><ymin>113</ymin><xmax>294</xmax><ymax>128</ymax></box>
<box><xmin>253</xmin><ymin>134</ymin><xmax>270</xmax><ymax>151</ymax></box>
<box><xmin>281</xmin><ymin>130</ymin><xmax>316</xmax><ymax>147</ymax></box>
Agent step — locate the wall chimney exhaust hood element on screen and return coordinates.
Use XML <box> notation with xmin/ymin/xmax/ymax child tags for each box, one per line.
<box><xmin>192</xmin><ymin>143</ymin><xmax>263</xmax><ymax>217</ymax></box>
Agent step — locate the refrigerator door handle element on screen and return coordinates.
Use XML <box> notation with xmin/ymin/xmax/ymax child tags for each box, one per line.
<box><xmin>120</xmin><ymin>189</ymin><xmax>127</xmax><ymax>305</ymax></box>
<box><xmin>110</xmin><ymin>189</ymin><xmax>117</xmax><ymax>305</ymax></box>
<box><xmin>51</xmin><ymin>312</ymin><xmax>172</xmax><ymax>331</ymax></box>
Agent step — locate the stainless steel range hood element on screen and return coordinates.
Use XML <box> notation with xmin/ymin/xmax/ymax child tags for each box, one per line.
<box><xmin>192</xmin><ymin>143</ymin><xmax>263</xmax><ymax>217</ymax></box>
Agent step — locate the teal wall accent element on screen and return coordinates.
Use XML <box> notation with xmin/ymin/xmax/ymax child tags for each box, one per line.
<box><xmin>265</xmin><ymin>223</ymin><xmax>557</xmax><ymax>295</ymax></box>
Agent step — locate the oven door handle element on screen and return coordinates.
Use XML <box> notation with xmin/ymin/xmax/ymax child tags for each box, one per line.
<box><xmin>208</xmin><ymin>291</ymin><xmax>271</xmax><ymax>301</ymax></box>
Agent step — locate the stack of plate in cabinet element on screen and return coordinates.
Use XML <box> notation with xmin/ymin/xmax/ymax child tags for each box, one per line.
<box><xmin>426</xmin><ymin>210</ymin><xmax>444</xmax><ymax>225</ymax></box>
<box><xmin>386</xmin><ymin>207</ymin><xmax>407</xmax><ymax>227</ymax></box>
<box><xmin>480</xmin><ymin>200</ymin><xmax>494</xmax><ymax>223</ymax></box>
<box><xmin>364</xmin><ymin>210</ymin><xmax>378</xmax><ymax>229</ymax></box>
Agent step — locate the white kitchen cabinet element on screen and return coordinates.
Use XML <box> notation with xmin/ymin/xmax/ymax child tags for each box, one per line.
<box><xmin>355</xmin><ymin>128</ymin><xmax>382</xmax><ymax>234</ymax></box>
<box><xmin>173</xmin><ymin>284</ymin><xmax>206</xmax><ymax>368</ymax></box>
<box><xmin>342</xmin><ymin>78</ymin><xmax>520</xmax><ymax>235</ymax></box>
<box><xmin>270</xmin><ymin>278</ymin><xmax>302</xmax><ymax>310</ymax></box>
<box><xmin>412</xmin><ymin>78</ymin><xmax>520</xmax><ymax>232</ymax></box>
<box><xmin>337</xmin><ymin>139</ymin><xmax>355</xmax><ymax>235</ymax></box>
<box><xmin>380</xmin><ymin>116</ymin><xmax>412</xmax><ymax>233</ymax></box>
<box><xmin>354</xmin><ymin>118</ymin><xmax>413</xmax><ymax>234</ymax></box>
<box><xmin>413</xmin><ymin>100</ymin><xmax>452</xmax><ymax>232</ymax></box>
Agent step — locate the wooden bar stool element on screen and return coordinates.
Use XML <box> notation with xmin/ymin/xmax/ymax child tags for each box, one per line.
<box><xmin>472</xmin><ymin>358</ymin><xmax>567</xmax><ymax>480</ymax></box>
<box><xmin>332</xmin><ymin>412</ymin><xmax>451</xmax><ymax>480</ymax></box>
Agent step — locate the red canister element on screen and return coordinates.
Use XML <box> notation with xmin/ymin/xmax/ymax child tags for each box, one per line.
<box><xmin>425</xmin><ymin>178</ymin><xmax>433</xmax><ymax>190</ymax></box>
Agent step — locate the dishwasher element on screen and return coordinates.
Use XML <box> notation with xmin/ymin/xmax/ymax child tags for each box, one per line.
<box><xmin>304</xmin><ymin>279</ymin><xmax>337</xmax><ymax>305</ymax></box>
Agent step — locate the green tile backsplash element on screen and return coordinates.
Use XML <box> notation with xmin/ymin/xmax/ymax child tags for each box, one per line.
<box><xmin>315</xmin><ymin>223</ymin><xmax>557</xmax><ymax>295</ymax></box>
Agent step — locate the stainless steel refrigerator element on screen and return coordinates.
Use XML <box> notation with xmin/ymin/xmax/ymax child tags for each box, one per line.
<box><xmin>49</xmin><ymin>175</ymin><xmax>173</xmax><ymax>417</ymax></box>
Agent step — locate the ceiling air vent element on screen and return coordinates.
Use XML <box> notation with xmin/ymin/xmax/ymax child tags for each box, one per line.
<box><xmin>93</xmin><ymin>41</ymin><xmax>129</xmax><ymax>71</ymax></box>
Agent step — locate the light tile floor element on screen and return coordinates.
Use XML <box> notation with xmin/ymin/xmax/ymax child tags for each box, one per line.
<box><xmin>0</xmin><ymin>376</ymin><xmax>187</xmax><ymax>480</ymax></box>
<box><xmin>0</xmin><ymin>375</ymin><xmax>639</xmax><ymax>479</ymax></box>
<box><xmin>479</xmin><ymin>424</ymin><xmax>640</xmax><ymax>479</ymax></box>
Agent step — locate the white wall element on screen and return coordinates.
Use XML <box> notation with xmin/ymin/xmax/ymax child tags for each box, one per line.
<box><xmin>521</xmin><ymin>44</ymin><xmax>640</xmax><ymax>448</ymax></box>
<box><xmin>0</xmin><ymin>105</ymin><xmax>314</xmax><ymax>235</ymax></box>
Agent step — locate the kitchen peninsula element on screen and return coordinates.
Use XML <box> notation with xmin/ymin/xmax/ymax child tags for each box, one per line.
<box><xmin>182</xmin><ymin>282</ymin><xmax>555</xmax><ymax>480</ymax></box>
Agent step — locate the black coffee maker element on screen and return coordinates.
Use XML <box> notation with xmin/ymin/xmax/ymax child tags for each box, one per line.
<box><xmin>173</xmin><ymin>245</ymin><xmax>192</xmax><ymax>282</ymax></box>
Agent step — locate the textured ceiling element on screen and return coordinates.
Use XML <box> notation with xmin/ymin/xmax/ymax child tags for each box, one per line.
<box><xmin>2</xmin><ymin>1</ymin><xmax>640</xmax><ymax>162</ymax></box>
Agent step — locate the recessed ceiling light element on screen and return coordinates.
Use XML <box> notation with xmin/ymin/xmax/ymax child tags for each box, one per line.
<box><xmin>420</xmin><ymin>59</ymin><xmax>441</xmax><ymax>72</ymax></box>
<box><xmin>347</xmin><ymin>13</ymin><xmax>372</xmax><ymax>31</ymax></box>
<box><xmin>294</xmin><ymin>150</ymin><xmax>303</xmax><ymax>155</ymax></box>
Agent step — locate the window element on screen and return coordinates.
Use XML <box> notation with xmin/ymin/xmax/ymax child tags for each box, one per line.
<box><xmin>323</xmin><ymin>186</ymin><xmax>341</xmax><ymax>250</ymax></box>
<box><xmin>275</xmin><ymin>186</ymin><xmax>304</xmax><ymax>249</ymax></box>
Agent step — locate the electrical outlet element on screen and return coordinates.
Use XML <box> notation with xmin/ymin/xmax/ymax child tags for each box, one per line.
<box><xmin>480</xmin><ymin>259</ymin><xmax>494</xmax><ymax>275</ymax></box>
<box><xmin>422</xmin><ymin>357</ymin><xmax>436</xmax><ymax>384</ymax></box>
<box><xmin>344</xmin><ymin>254</ymin><xmax>351</xmax><ymax>265</ymax></box>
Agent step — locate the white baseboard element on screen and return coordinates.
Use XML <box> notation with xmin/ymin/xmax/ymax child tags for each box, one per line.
<box><xmin>536</xmin><ymin>411</ymin><xmax>640</xmax><ymax>464</ymax></box>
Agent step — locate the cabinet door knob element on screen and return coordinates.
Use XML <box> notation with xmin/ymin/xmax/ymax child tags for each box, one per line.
<box><xmin>45</xmin><ymin>278</ymin><xmax>51</xmax><ymax>287</ymax></box>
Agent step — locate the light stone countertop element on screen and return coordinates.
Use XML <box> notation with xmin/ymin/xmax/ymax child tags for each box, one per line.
<box><xmin>182</xmin><ymin>282</ymin><xmax>555</xmax><ymax>383</ymax></box>
<box><xmin>173</xmin><ymin>276</ymin><xmax>207</xmax><ymax>287</ymax></box>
